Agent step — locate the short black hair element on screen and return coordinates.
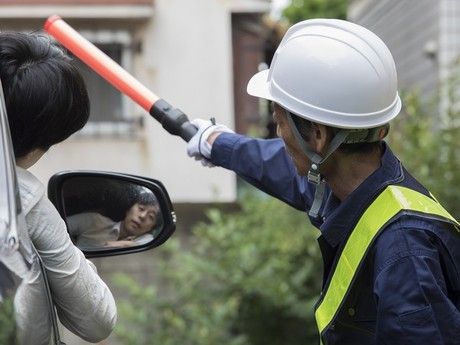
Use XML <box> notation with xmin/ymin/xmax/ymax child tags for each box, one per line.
<box><xmin>127</xmin><ymin>186</ymin><xmax>158</xmax><ymax>208</ymax></box>
<box><xmin>136</xmin><ymin>191</ymin><xmax>157</xmax><ymax>206</ymax></box>
<box><xmin>0</xmin><ymin>32</ymin><xmax>89</xmax><ymax>158</ymax></box>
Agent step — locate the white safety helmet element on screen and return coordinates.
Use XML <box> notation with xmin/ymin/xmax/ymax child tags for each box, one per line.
<box><xmin>247</xmin><ymin>19</ymin><xmax>401</xmax><ymax>129</ymax></box>
<box><xmin>247</xmin><ymin>19</ymin><xmax>402</xmax><ymax>218</ymax></box>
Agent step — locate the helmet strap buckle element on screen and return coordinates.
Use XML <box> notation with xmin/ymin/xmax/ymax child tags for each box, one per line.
<box><xmin>307</xmin><ymin>163</ymin><xmax>323</xmax><ymax>185</ymax></box>
<box><xmin>307</xmin><ymin>163</ymin><xmax>326</xmax><ymax>218</ymax></box>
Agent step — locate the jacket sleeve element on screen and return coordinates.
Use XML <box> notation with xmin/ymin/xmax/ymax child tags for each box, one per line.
<box><xmin>26</xmin><ymin>195</ymin><xmax>117</xmax><ymax>342</ymax></box>
<box><xmin>211</xmin><ymin>132</ymin><xmax>315</xmax><ymax>211</ymax></box>
<box><xmin>373</xmin><ymin>222</ymin><xmax>460</xmax><ymax>344</ymax></box>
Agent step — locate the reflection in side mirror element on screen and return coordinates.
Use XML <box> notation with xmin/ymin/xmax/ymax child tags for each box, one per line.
<box><xmin>48</xmin><ymin>172</ymin><xmax>176</xmax><ymax>258</ymax></box>
<box><xmin>66</xmin><ymin>182</ymin><xmax>162</xmax><ymax>250</ymax></box>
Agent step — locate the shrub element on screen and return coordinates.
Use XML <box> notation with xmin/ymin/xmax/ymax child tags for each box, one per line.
<box><xmin>114</xmin><ymin>194</ymin><xmax>322</xmax><ymax>345</ymax></box>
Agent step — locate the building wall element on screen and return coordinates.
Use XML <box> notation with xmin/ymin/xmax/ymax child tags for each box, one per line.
<box><xmin>0</xmin><ymin>0</ymin><xmax>269</xmax><ymax>204</ymax></box>
<box><xmin>348</xmin><ymin>0</ymin><xmax>440</xmax><ymax>102</ymax></box>
<box><xmin>141</xmin><ymin>0</ymin><xmax>270</xmax><ymax>201</ymax></box>
<box><xmin>439</xmin><ymin>0</ymin><xmax>460</xmax><ymax>67</ymax></box>
<box><xmin>439</xmin><ymin>0</ymin><xmax>460</xmax><ymax>114</ymax></box>
<box><xmin>140</xmin><ymin>0</ymin><xmax>237</xmax><ymax>203</ymax></box>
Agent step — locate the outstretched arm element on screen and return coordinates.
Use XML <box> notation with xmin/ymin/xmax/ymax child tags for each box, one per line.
<box><xmin>185</xmin><ymin>120</ymin><xmax>320</xmax><ymax>213</ymax></box>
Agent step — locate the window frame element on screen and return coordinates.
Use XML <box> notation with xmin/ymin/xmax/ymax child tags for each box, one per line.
<box><xmin>75</xmin><ymin>29</ymin><xmax>139</xmax><ymax>137</ymax></box>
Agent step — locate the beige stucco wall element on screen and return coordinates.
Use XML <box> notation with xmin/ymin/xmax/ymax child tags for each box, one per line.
<box><xmin>24</xmin><ymin>0</ymin><xmax>275</xmax><ymax>203</ymax></box>
<box><xmin>140</xmin><ymin>0</ymin><xmax>237</xmax><ymax>202</ymax></box>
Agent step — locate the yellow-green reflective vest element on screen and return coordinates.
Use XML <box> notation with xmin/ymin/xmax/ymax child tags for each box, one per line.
<box><xmin>314</xmin><ymin>185</ymin><xmax>459</xmax><ymax>344</ymax></box>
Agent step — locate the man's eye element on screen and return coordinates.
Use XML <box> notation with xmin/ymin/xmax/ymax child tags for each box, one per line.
<box><xmin>269</xmin><ymin>102</ymin><xmax>275</xmax><ymax>113</ymax></box>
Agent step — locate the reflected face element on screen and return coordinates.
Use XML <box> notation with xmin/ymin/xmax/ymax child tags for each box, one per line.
<box><xmin>123</xmin><ymin>203</ymin><xmax>158</xmax><ymax>236</ymax></box>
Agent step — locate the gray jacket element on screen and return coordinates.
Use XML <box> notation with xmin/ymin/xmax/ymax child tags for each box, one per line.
<box><xmin>16</xmin><ymin>167</ymin><xmax>117</xmax><ymax>344</ymax></box>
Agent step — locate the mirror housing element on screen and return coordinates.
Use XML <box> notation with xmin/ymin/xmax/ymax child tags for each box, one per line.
<box><xmin>48</xmin><ymin>171</ymin><xmax>176</xmax><ymax>258</ymax></box>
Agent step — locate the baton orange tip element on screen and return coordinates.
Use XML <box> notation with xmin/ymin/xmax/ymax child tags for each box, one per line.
<box><xmin>44</xmin><ymin>15</ymin><xmax>62</xmax><ymax>31</ymax></box>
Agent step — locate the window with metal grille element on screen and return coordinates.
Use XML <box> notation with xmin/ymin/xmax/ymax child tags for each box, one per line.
<box><xmin>76</xmin><ymin>43</ymin><xmax>123</xmax><ymax>123</ymax></box>
<box><xmin>73</xmin><ymin>31</ymin><xmax>139</xmax><ymax>136</ymax></box>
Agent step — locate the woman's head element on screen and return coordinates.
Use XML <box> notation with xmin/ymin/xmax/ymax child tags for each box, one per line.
<box><xmin>0</xmin><ymin>32</ymin><xmax>89</xmax><ymax>159</ymax></box>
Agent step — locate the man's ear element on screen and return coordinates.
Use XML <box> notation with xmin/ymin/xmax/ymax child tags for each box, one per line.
<box><xmin>310</xmin><ymin>123</ymin><xmax>329</xmax><ymax>155</ymax></box>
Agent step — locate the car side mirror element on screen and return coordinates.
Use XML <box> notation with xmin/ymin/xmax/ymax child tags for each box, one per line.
<box><xmin>47</xmin><ymin>171</ymin><xmax>176</xmax><ymax>258</ymax></box>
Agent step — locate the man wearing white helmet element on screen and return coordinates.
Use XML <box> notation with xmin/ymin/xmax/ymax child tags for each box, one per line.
<box><xmin>187</xmin><ymin>19</ymin><xmax>460</xmax><ymax>344</ymax></box>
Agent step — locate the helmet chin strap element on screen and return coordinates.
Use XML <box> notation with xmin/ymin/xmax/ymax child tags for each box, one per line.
<box><xmin>285</xmin><ymin>111</ymin><xmax>349</xmax><ymax>218</ymax></box>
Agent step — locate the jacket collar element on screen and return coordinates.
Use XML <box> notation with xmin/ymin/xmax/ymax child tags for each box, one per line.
<box><xmin>318</xmin><ymin>142</ymin><xmax>404</xmax><ymax>248</ymax></box>
<box><xmin>16</xmin><ymin>166</ymin><xmax>46</xmax><ymax>215</ymax></box>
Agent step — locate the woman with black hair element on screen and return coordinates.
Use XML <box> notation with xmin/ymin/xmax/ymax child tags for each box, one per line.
<box><xmin>0</xmin><ymin>32</ymin><xmax>116</xmax><ymax>344</ymax></box>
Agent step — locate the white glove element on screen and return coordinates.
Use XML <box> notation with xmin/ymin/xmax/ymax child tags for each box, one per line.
<box><xmin>186</xmin><ymin>118</ymin><xmax>234</xmax><ymax>167</ymax></box>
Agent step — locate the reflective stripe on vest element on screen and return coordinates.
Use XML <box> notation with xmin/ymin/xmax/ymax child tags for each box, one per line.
<box><xmin>314</xmin><ymin>185</ymin><xmax>459</xmax><ymax>343</ymax></box>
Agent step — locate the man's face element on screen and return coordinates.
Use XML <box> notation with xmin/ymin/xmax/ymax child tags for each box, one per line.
<box><xmin>272</xmin><ymin>103</ymin><xmax>310</xmax><ymax>175</ymax></box>
<box><xmin>124</xmin><ymin>203</ymin><xmax>158</xmax><ymax>236</ymax></box>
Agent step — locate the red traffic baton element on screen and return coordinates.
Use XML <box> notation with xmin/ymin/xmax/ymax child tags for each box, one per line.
<box><xmin>44</xmin><ymin>15</ymin><xmax>197</xmax><ymax>141</ymax></box>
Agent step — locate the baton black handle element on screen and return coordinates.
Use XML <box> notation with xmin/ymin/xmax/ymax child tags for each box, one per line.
<box><xmin>150</xmin><ymin>99</ymin><xmax>198</xmax><ymax>142</ymax></box>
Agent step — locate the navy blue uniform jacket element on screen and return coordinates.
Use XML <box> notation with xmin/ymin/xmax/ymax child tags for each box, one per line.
<box><xmin>211</xmin><ymin>133</ymin><xmax>460</xmax><ymax>345</ymax></box>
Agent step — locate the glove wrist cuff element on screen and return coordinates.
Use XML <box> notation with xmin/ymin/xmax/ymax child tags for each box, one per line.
<box><xmin>199</xmin><ymin>125</ymin><xmax>219</xmax><ymax>158</ymax></box>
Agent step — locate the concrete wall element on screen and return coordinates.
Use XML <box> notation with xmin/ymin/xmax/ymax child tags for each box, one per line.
<box><xmin>140</xmin><ymin>0</ymin><xmax>237</xmax><ymax>202</ymax></box>
<box><xmin>1</xmin><ymin>0</ymin><xmax>271</xmax><ymax>204</ymax></box>
<box><xmin>21</xmin><ymin>0</ymin><xmax>239</xmax><ymax>203</ymax></box>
